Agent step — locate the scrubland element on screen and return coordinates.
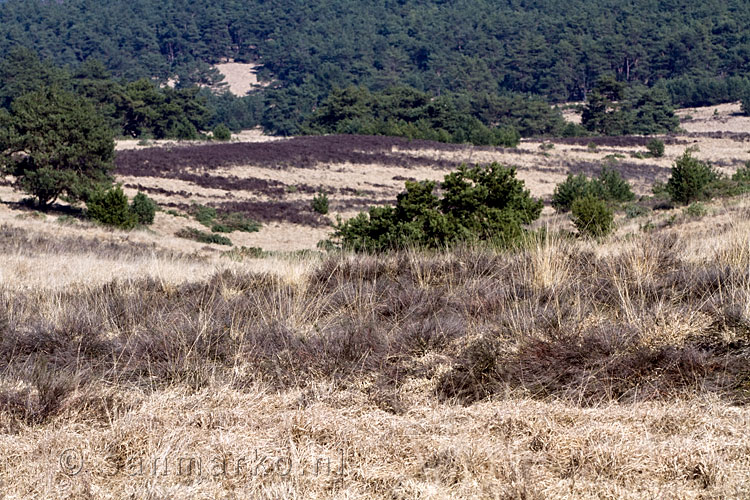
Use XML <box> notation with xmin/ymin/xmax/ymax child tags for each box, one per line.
<box><xmin>1</xmin><ymin>104</ymin><xmax>750</xmax><ymax>498</ymax></box>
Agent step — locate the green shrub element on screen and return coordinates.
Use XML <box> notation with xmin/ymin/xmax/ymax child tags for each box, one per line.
<box><xmin>651</xmin><ymin>181</ymin><xmax>669</xmax><ymax>197</ymax></box>
<box><xmin>175</xmin><ymin>228</ymin><xmax>232</xmax><ymax>246</ymax></box>
<box><xmin>732</xmin><ymin>163</ymin><xmax>750</xmax><ymax>183</ymax></box>
<box><xmin>329</xmin><ymin>163</ymin><xmax>542</xmax><ymax>252</ymax></box>
<box><xmin>213</xmin><ymin>123</ymin><xmax>231</xmax><ymax>141</ymax></box>
<box><xmin>86</xmin><ymin>186</ymin><xmax>137</xmax><ymax>229</ymax></box>
<box><xmin>312</xmin><ymin>192</ymin><xmax>329</xmax><ymax>214</ymax></box>
<box><xmin>130</xmin><ymin>192</ymin><xmax>157</xmax><ymax>225</ymax></box>
<box><xmin>666</xmin><ymin>151</ymin><xmax>718</xmax><ymax>204</ymax></box>
<box><xmin>589</xmin><ymin>166</ymin><xmax>635</xmax><ymax>204</ymax></box>
<box><xmin>190</xmin><ymin>205</ymin><xmax>261</xmax><ymax>233</ymax></box>
<box><xmin>605</xmin><ymin>153</ymin><xmax>625</xmax><ymax>160</ymax></box>
<box><xmin>625</xmin><ymin>203</ymin><xmax>649</xmax><ymax>218</ymax></box>
<box><xmin>571</xmin><ymin>195</ymin><xmax>614</xmax><ymax>238</ymax></box>
<box><xmin>492</xmin><ymin>125</ymin><xmax>521</xmax><ymax>147</ymax></box>
<box><xmin>216</xmin><ymin>212</ymin><xmax>261</xmax><ymax>233</ymax></box>
<box><xmin>192</xmin><ymin>204</ymin><xmax>218</xmax><ymax>227</ymax></box>
<box><xmin>552</xmin><ymin>174</ymin><xmax>590</xmax><ymax>212</ymax></box>
<box><xmin>646</xmin><ymin>138</ymin><xmax>665</xmax><ymax>158</ymax></box>
<box><xmin>684</xmin><ymin>202</ymin><xmax>708</xmax><ymax>218</ymax></box>
<box><xmin>165</xmin><ymin>209</ymin><xmax>188</xmax><ymax>218</ymax></box>
<box><xmin>699</xmin><ymin>163</ymin><xmax>750</xmax><ymax>199</ymax></box>
<box><xmin>552</xmin><ymin>167</ymin><xmax>634</xmax><ymax>212</ymax></box>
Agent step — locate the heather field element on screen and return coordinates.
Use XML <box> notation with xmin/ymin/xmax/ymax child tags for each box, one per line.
<box><xmin>87</xmin><ymin>105</ymin><xmax>750</xmax><ymax>251</ymax></box>
<box><xmin>1</xmin><ymin>105</ymin><xmax>750</xmax><ymax>498</ymax></box>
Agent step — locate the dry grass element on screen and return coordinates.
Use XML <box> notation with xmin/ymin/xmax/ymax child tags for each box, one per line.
<box><xmin>676</xmin><ymin>102</ymin><xmax>750</xmax><ymax>134</ymax></box>
<box><xmin>2</xmin><ymin>104</ymin><xmax>750</xmax><ymax>498</ymax></box>
<box><xmin>2</xmin><ymin>194</ymin><xmax>750</xmax><ymax>497</ymax></box>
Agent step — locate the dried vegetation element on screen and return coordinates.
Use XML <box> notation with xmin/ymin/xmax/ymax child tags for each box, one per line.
<box><xmin>2</xmin><ymin>202</ymin><xmax>750</xmax><ymax>497</ymax></box>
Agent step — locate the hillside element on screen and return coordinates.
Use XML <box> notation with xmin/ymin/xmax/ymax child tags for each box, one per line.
<box><xmin>1</xmin><ymin>0</ymin><xmax>750</xmax><ymax>124</ymax></box>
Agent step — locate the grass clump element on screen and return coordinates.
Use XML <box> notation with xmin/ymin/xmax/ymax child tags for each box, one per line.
<box><xmin>221</xmin><ymin>246</ymin><xmax>267</xmax><ymax>260</ymax></box>
<box><xmin>175</xmin><ymin>227</ymin><xmax>233</xmax><ymax>246</ymax></box>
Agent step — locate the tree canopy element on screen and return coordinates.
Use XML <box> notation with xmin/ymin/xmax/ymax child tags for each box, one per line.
<box><xmin>1</xmin><ymin>0</ymin><xmax>747</xmax><ymax>139</ymax></box>
<box><xmin>1</xmin><ymin>0</ymin><xmax>749</xmax><ymax>107</ymax></box>
<box><xmin>0</xmin><ymin>87</ymin><xmax>115</xmax><ymax>207</ymax></box>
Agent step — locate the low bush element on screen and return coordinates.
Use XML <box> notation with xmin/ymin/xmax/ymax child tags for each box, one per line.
<box><xmin>625</xmin><ymin>203</ymin><xmax>649</xmax><ymax>219</ymax></box>
<box><xmin>552</xmin><ymin>167</ymin><xmax>634</xmax><ymax>212</ymax></box>
<box><xmin>329</xmin><ymin>163</ymin><xmax>543</xmax><ymax>252</ymax></box>
<box><xmin>191</xmin><ymin>204</ymin><xmax>261</xmax><ymax>233</ymax></box>
<box><xmin>212</xmin><ymin>123</ymin><xmax>232</xmax><ymax>141</ymax></box>
<box><xmin>666</xmin><ymin>151</ymin><xmax>718</xmax><ymax>204</ymax></box>
<box><xmin>684</xmin><ymin>202</ymin><xmax>708</xmax><ymax>218</ymax></box>
<box><xmin>646</xmin><ymin>138</ymin><xmax>665</xmax><ymax>158</ymax></box>
<box><xmin>86</xmin><ymin>186</ymin><xmax>138</xmax><ymax>229</ymax></box>
<box><xmin>571</xmin><ymin>195</ymin><xmax>614</xmax><ymax>237</ymax></box>
<box><xmin>175</xmin><ymin>227</ymin><xmax>233</xmax><ymax>246</ymax></box>
<box><xmin>706</xmin><ymin>163</ymin><xmax>750</xmax><ymax>198</ymax></box>
<box><xmin>130</xmin><ymin>192</ymin><xmax>157</xmax><ymax>225</ymax></box>
<box><xmin>192</xmin><ymin>204</ymin><xmax>218</xmax><ymax>226</ymax></box>
<box><xmin>311</xmin><ymin>192</ymin><xmax>329</xmax><ymax>215</ymax></box>
<box><xmin>216</xmin><ymin>212</ymin><xmax>261</xmax><ymax>233</ymax></box>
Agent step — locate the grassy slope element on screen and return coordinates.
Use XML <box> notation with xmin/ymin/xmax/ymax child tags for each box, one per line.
<box><xmin>1</xmin><ymin>193</ymin><xmax>750</xmax><ymax>498</ymax></box>
<box><xmin>1</xmin><ymin>104</ymin><xmax>750</xmax><ymax>498</ymax></box>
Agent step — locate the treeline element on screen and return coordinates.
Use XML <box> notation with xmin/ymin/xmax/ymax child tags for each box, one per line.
<box><xmin>304</xmin><ymin>86</ymin><xmax>575</xmax><ymax>146</ymax></box>
<box><xmin>0</xmin><ymin>48</ymin><xmax>209</xmax><ymax>139</ymax></box>
<box><xmin>580</xmin><ymin>77</ymin><xmax>679</xmax><ymax>135</ymax></box>
<box><xmin>2</xmin><ymin>0</ymin><xmax>750</xmax><ymax>113</ymax></box>
<box><xmin>0</xmin><ymin>47</ymin><xmax>683</xmax><ymax>146</ymax></box>
<box><xmin>307</xmin><ymin>79</ymin><xmax>683</xmax><ymax>142</ymax></box>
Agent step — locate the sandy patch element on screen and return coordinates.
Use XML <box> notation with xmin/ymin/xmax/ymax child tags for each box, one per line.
<box><xmin>213</xmin><ymin>62</ymin><xmax>267</xmax><ymax>96</ymax></box>
<box><xmin>676</xmin><ymin>102</ymin><xmax>750</xmax><ymax>134</ymax></box>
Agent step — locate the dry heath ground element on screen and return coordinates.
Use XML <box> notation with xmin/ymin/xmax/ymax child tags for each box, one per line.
<box><xmin>1</xmin><ymin>192</ymin><xmax>750</xmax><ymax>498</ymax></box>
<box><xmin>2</xmin><ymin>104</ymin><xmax>750</xmax><ymax>498</ymax></box>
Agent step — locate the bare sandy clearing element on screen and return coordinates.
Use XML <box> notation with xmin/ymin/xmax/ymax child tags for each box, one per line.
<box><xmin>676</xmin><ymin>101</ymin><xmax>750</xmax><ymax>134</ymax></box>
<box><xmin>213</xmin><ymin>61</ymin><xmax>267</xmax><ymax>96</ymax></box>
